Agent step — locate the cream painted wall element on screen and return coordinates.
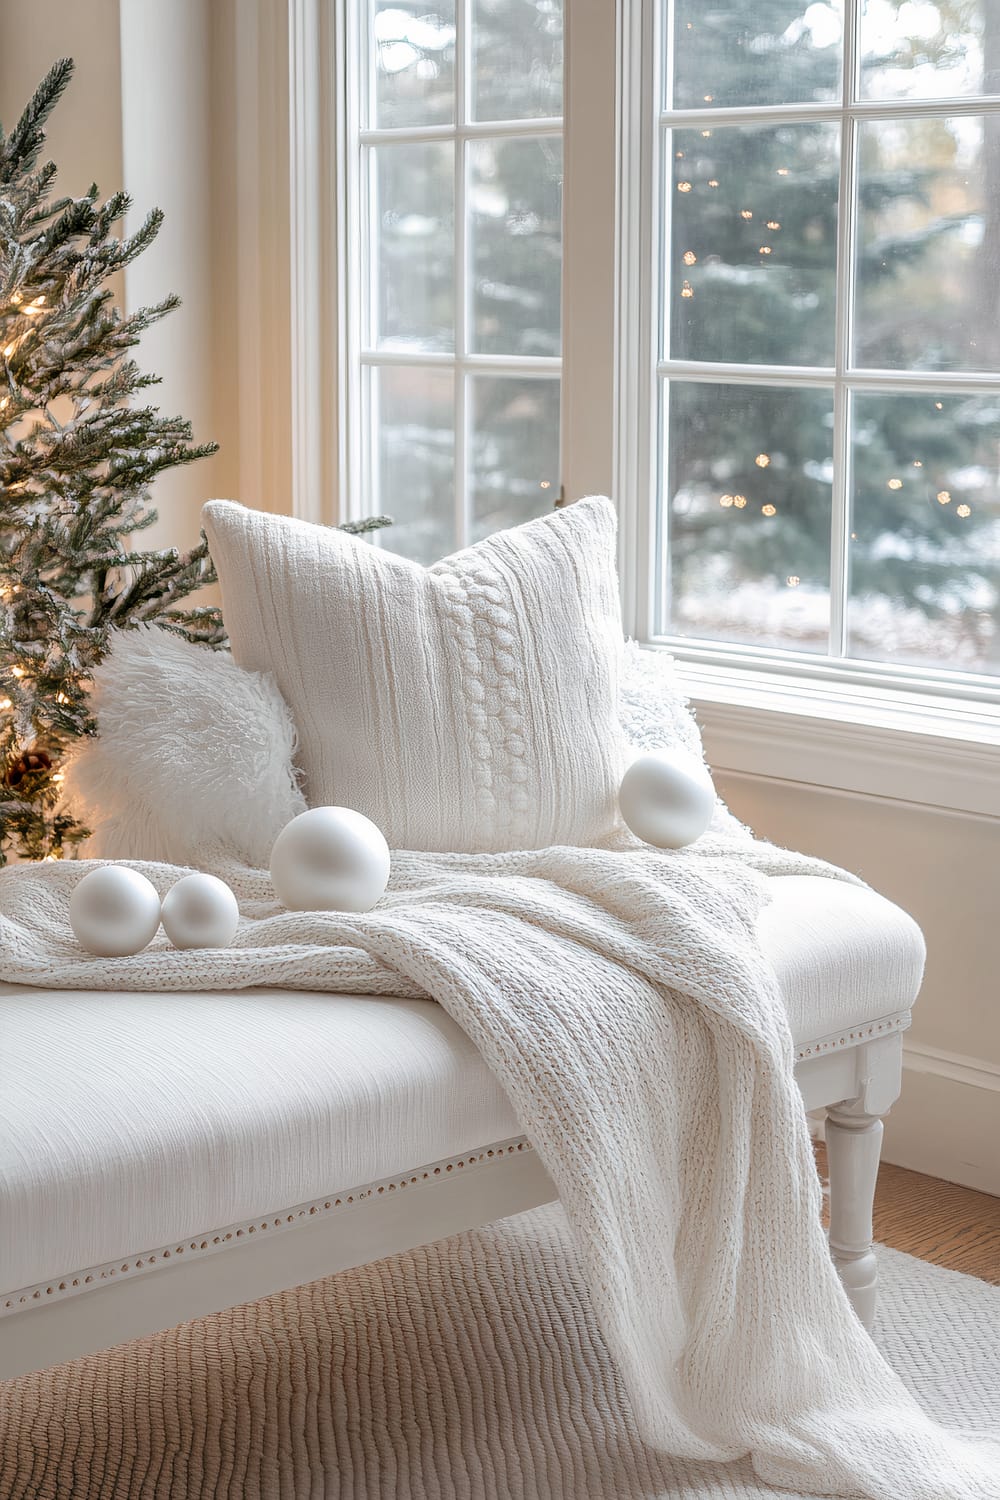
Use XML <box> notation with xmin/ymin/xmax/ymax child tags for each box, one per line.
<box><xmin>0</xmin><ymin>3</ymin><xmax>123</xmax><ymax>255</ymax></box>
<box><xmin>715</xmin><ymin>768</ymin><xmax>1000</xmax><ymax>1195</ymax></box>
<box><xmin>0</xmin><ymin>1</ymin><xmax>234</xmax><ymax>555</ymax></box>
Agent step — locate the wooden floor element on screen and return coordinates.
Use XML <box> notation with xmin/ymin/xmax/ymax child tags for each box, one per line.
<box><xmin>815</xmin><ymin>1144</ymin><xmax>1000</xmax><ymax>1285</ymax></box>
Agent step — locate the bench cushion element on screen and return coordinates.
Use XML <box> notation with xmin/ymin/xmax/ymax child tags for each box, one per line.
<box><xmin>0</xmin><ymin>875</ymin><xmax>924</xmax><ymax>1295</ymax></box>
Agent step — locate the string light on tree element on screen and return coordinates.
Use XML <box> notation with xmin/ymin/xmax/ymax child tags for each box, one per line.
<box><xmin>887</xmin><ymin>478</ymin><xmax>903</xmax><ymax>490</ymax></box>
<box><xmin>956</xmin><ymin>504</ymin><xmax>971</xmax><ymax>517</ymax></box>
<box><xmin>937</xmin><ymin>490</ymin><xmax>951</xmax><ymax>505</ymax></box>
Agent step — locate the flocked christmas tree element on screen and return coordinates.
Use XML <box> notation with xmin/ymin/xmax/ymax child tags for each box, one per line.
<box><xmin>0</xmin><ymin>60</ymin><xmax>387</xmax><ymax>865</ymax></box>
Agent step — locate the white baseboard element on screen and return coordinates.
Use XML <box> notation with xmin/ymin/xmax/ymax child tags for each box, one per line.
<box><xmin>884</xmin><ymin>1053</ymin><xmax>1000</xmax><ymax>1197</ymax></box>
<box><xmin>806</xmin><ymin>1045</ymin><xmax>999</xmax><ymax>1197</ymax></box>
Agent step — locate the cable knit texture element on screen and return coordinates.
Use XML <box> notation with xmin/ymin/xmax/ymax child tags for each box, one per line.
<box><xmin>1</xmin><ymin>836</ymin><xmax>997</xmax><ymax>1499</ymax></box>
<box><xmin>202</xmin><ymin>497</ymin><xmax>628</xmax><ymax>853</ymax></box>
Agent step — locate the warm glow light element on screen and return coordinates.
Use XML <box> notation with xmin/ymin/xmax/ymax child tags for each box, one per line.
<box><xmin>733</xmin><ymin>494</ymin><xmax>747</xmax><ymax>508</ymax></box>
<box><xmin>10</xmin><ymin>291</ymin><xmax>21</xmax><ymax>306</ymax></box>
<box><xmin>887</xmin><ymin>478</ymin><xmax>902</xmax><ymax>490</ymax></box>
<box><xmin>786</xmin><ymin>575</ymin><xmax>800</xmax><ymax>586</ymax></box>
<box><xmin>719</xmin><ymin>494</ymin><xmax>734</xmax><ymax>508</ymax></box>
<box><xmin>701</xmin><ymin>130</ymin><xmax>711</xmax><ymax>138</ymax></box>
<box><xmin>755</xmin><ymin>453</ymin><xmax>770</xmax><ymax>467</ymax></box>
<box><xmin>56</xmin><ymin>691</ymin><xmax>70</xmax><ymax>703</ymax></box>
<box><xmin>11</xmin><ymin>666</ymin><xmax>25</xmax><ymax>678</ymax></box>
<box><xmin>740</xmin><ymin>209</ymin><xmax>753</xmax><ymax>220</ymax></box>
<box><xmin>677</xmin><ymin>181</ymin><xmax>692</xmax><ymax>193</ymax></box>
<box><xmin>937</xmin><ymin>490</ymin><xmax>951</xmax><ymax>504</ymax></box>
<box><xmin>912</xmin><ymin>460</ymin><xmax>923</xmax><ymax>467</ymax></box>
<box><xmin>675</xmin><ymin>150</ymin><xmax>684</xmax><ymax>160</ymax></box>
<box><xmin>762</xmin><ymin>503</ymin><xmax>777</xmax><ymax>516</ymax></box>
<box><xmin>707</xmin><ymin>179</ymin><xmax>719</xmax><ymax>188</ymax></box>
<box><xmin>766</xmin><ymin>220</ymin><xmax>781</xmax><ymax>230</ymax></box>
<box><xmin>681</xmin><ymin>281</ymin><xmax>694</xmax><ymax>298</ymax></box>
<box><xmin>776</xmin><ymin>167</ymin><xmax>790</xmax><ymax>176</ymax></box>
<box><xmin>0</xmin><ymin>698</ymin><xmax>11</xmax><ymax>710</ymax></box>
<box><xmin>956</xmin><ymin>503</ymin><xmax>971</xmax><ymax>517</ymax></box>
<box><xmin>703</xmin><ymin>94</ymin><xmax>713</xmax><ymax>102</ymax></box>
<box><xmin>759</xmin><ymin>246</ymin><xmax>772</xmax><ymax>255</ymax></box>
<box><xmin>682</xmin><ymin>250</ymin><xmax>697</xmax><ymax>265</ymax></box>
<box><xmin>52</xmin><ymin>771</ymin><xmax>65</xmax><ymax>784</ymax></box>
<box><xmin>934</xmin><ymin>401</ymin><xmax>943</xmax><ymax>409</ymax></box>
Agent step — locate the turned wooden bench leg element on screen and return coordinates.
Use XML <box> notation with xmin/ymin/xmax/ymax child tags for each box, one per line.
<box><xmin>825</xmin><ymin>1100</ymin><xmax>883</xmax><ymax>1330</ymax></box>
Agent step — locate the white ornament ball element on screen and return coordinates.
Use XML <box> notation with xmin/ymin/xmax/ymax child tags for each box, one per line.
<box><xmin>269</xmin><ymin>806</ymin><xmax>391</xmax><ymax>913</ymax></box>
<box><xmin>161</xmin><ymin>872</ymin><xmax>240</xmax><ymax>950</ymax></box>
<box><xmin>69</xmin><ymin>865</ymin><xmax>162</xmax><ymax>957</ymax></box>
<box><xmin>618</xmin><ymin>747</ymin><xmax>716</xmax><ymax>850</ymax></box>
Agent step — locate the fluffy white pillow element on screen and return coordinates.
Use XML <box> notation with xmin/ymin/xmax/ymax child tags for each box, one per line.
<box><xmin>619</xmin><ymin>640</ymin><xmax>706</xmax><ymax>760</ymax></box>
<box><xmin>203</xmin><ymin>497</ymin><xmax>628</xmax><ymax>854</ymax></box>
<box><xmin>63</xmin><ymin>626</ymin><xmax>306</xmax><ymax>866</ymax></box>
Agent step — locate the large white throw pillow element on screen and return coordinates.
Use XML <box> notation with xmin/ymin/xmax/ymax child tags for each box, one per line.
<box><xmin>203</xmin><ymin>497</ymin><xmax>628</xmax><ymax>853</ymax></box>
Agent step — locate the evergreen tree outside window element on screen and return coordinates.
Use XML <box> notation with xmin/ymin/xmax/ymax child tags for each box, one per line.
<box><xmin>656</xmin><ymin>0</ymin><xmax>1000</xmax><ymax>685</ymax></box>
<box><xmin>346</xmin><ymin>0</ymin><xmax>563</xmax><ymax>565</ymax></box>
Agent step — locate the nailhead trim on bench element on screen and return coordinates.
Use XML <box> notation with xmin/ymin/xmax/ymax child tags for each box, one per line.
<box><xmin>794</xmin><ymin>1010</ymin><xmax>910</xmax><ymax>1062</ymax></box>
<box><xmin>1</xmin><ymin>1136</ymin><xmax>535</xmax><ymax>1319</ymax></box>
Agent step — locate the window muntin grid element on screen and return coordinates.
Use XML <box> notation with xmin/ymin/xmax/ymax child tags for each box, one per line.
<box><xmin>653</xmin><ymin>1</ymin><xmax>1000</xmax><ymax>693</ymax></box>
<box><xmin>349</xmin><ymin>0</ymin><xmax>563</xmax><ymax>564</ymax></box>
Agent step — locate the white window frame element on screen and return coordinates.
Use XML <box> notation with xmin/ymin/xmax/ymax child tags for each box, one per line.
<box><xmin>338</xmin><ymin>0</ymin><xmax>563</xmax><ymax>552</ymax></box>
<box><xmin>614</xmin><ymin>0</ymin><xmax>1000</xmax><ymax>720</ymax></box>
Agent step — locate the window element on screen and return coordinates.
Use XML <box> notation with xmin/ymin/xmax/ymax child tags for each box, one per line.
<box><xmin>331</xmin><ymin>0</ymin><xmax>1000</xmax><ymax>706</ymax></box>
<box><xmin>343</xmin><ymin>0</ymin><xmax>563</xmax><ymax>564</ymax></box>
<box><xmin>643</xmin><ymin>0</ymin><xmax>1000</xmax><ymax>693</ymax></box>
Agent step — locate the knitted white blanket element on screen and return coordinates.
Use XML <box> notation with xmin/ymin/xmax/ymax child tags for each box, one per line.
<box><xmin>2</xmin><ymin>835</ymin><xmax>998</xmax><ymax>1499</ymax></box>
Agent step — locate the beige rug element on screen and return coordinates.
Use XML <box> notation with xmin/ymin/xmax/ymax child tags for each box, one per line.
<box><xmin>1</xmin><ymin>1204</ymin><xmax>997</xmax><ymax>1500</ymax></box>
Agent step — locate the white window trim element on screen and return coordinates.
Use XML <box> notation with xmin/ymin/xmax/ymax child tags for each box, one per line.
<box><xmin>595</xmin><ymin>0</ymin><xmax>1000</xmax><ymax>796</ymax></box>
<box><xmin>246</xmin><ymin>0</ymin><xmax>1000</xmax><ymax>814</ymax></box>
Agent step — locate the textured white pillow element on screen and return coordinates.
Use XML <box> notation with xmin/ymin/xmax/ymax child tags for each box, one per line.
<box><xmin>63</xmin><ymin>626</ymin><xmax>306</xmax><ymax>866</ymax></box>
<box><xmin>203</xmin><ymin>497</ymin><xmax>627</xmax><ymax>854</ymax></box>
<box><xmin>619</xmin><ymin>640</ymin><xmax>706</xmax><ymax>761</ymax></box>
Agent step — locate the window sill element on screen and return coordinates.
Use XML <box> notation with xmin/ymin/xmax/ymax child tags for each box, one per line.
<box><xmin>663</xmin><ymin>656</ymin><xmax>1000</xmax><ymax>818</ymax></box>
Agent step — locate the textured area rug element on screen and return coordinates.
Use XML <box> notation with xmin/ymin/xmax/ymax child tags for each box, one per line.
<box><xmin>1</xmin><ymin>1204</ymin><xmax>997</xmax><ymax>1500</ymax></box>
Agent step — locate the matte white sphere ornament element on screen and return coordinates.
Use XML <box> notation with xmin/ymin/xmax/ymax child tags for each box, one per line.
<box><xmin>269</xmin><ymin>806</ymin><xmax>391</xmax><ymax>913</ymax></box>
<box><xmin>618</xmin><ymin>748</ymin><xmax>716</xmax><ymax>850</ymax></box>
<box><xmin>69</xmin><ymin>865</ymin><xmax>162</xmax><ymax>957</ymax></box>
<box><xmin>161</xmin><ymin>872</ymin><xmax>240</xmax><ymax>950</ymax></box>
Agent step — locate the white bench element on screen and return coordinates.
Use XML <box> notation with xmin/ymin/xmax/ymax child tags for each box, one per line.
<box><xmin>0</xmin><ymin>874</ymin><xmax>924</xmax><ymax>1382</ymax></box>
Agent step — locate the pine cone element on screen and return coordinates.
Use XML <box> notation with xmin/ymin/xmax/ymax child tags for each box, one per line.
<box><xmin>3</xmin><ymin>747</ymin><xmax>53</xmax><ymax>788</ymax></box>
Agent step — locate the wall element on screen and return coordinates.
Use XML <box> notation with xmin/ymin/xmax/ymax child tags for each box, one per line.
<box><xmin>712</xmin><ymin>764</ymin><xmax>1000</xmax><ymax>1196</ymax></box>
<box><xmin>0</xmin><ymin>1</ymin><xmax>237</xmax><ymax>555</ymax></box>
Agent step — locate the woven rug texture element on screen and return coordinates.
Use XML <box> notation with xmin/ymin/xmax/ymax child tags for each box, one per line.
<box><xmin>1</xmin><ymin>1203</ymin><xmax>998</xmax><ymax>1500</ymax></box>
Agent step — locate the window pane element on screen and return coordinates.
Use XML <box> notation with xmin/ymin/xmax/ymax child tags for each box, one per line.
<box><xmin>667</xmin><ymin>124</ymin><xmax>840</xmax><ymax>367</ymax></box>
<box><xmin>372</xmin><ymin>1</ymin><xmax>455</xmax><ymax>127</ymax></box>
<box><xmin>668</xmin><ymin>1</ymin><xmax>843</xmax><ymax>110</ymax></box>
<box><xmin>663</xmin><ymin>381</ymin><xmax>834</xmax><ymax>651</ymax></box>
<box><xmin>376</xmin><ymin>367</ymin><xmax>456</xmax><ymax>563</ymax></box>
<box><xmin>470</xmin><ymin>376</ymin><xmax>560</xmax><ymax>541</ymax></box>
<box><xmin>374</xmin><ymin>143</ymin><xmax>455</xmax><ymax>351</ymax></box>
<box><xmin>848</xmin><ymin>391</ymin><xmax>1000</xmax><ymax>674</ymax></box>
<box><xmin>472</xmin><ymin>0</ymin><xmax>563</xmax><ymax>122</ymax></box>
<box><xmin>854</xmin><ymin>116</ymin><xmax>1000</xmax><ymax>374</ymax></box>
<box><xmin>858</xmin><ymin>0</ymin><xmax>998</xmax><ymax>101</ymax></box>
<box><xmin>470</xmin><ymin>137</ymin><xmax>562</xmax><ymax>356</ymax></box>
